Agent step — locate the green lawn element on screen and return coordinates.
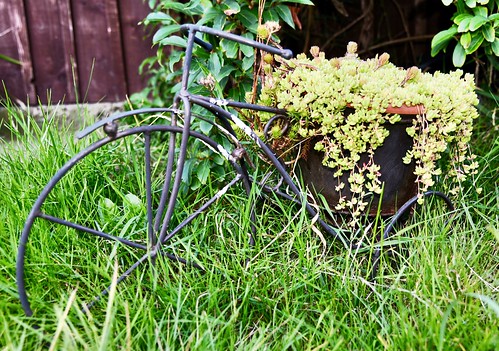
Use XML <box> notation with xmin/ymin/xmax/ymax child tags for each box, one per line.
<box><xmin>0</xmin><ymin>99</ymin><xmax>497</xmax><ymax>350</ymax></box>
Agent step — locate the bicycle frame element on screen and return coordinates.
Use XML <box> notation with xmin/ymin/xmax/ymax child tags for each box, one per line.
<box><xmin>16</xmin><ymin>24</ymin><xmax>454</xmax><ymax>317</ymax></box>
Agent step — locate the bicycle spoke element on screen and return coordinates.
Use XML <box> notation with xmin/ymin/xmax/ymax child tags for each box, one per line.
<box><xmin>161</xmin><ymin>174</ymin><xmax>243</xmax><ymax>244</ymax></box>
<box><xmin>144</xmin><ymin>132</ymin><xmax>155</xmax><ymax>247</ymax></box>
<box><xmin>37</xmin><ymin>212</ymin><xmax>147</xmax><ymax>250</ymax></box>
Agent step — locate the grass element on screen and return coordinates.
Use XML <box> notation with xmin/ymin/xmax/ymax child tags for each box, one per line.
<box><xmin>0</xmin><ymin>96</ymin><xmax>498</xmax><ymax>350</ymax></box>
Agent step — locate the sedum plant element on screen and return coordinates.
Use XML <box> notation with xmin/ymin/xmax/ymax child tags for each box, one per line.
<box><xmin>258</xmin><ymin>45</ymin><xmax>479</xmax><ymax>214</ymax></box>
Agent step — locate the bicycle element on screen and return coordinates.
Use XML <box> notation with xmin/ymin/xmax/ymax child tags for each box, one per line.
<box><xmin>16</xmin><ymin>24</ymin><xmax>453</xmax><ymax>317</ymax></box>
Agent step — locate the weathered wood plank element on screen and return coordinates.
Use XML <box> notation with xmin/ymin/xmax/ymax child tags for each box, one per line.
<box><xmin>118</xmin><ymin>0</ymin><xmax>155</xmax><ymax>95</ymax></box>
<box><xmin>24</xmin><ymin>0</ymin><xmax>77</xmax><ymax>103</ymax></box>
<box><xmin>71</xmin><ymin>0</ymin><xmax>127</xmax><ymax>102</ymax></box>
<box><xmin>0</xmin><ymin>0</ymin><xmax>35</xmax><ymax>103</ymax></box>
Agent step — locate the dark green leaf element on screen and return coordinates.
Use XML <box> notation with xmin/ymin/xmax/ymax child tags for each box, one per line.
<box><xmin>159</xmin><ymin>35</ymin><xmax>187</xmax><ymax>48</ymax></box>
<box><xmin>452</xmin><ymin>42</ymin><xmax>467</xmax><ymax>67</ymax></box>
<box><xmin>491</xmin><ymin>38</ymin><xmax>499</xmax><ymax>56</ymax></box>
<box><xmin>469</xmin><ymin>16</ymin><xmax>488</xmax><ymax>31</ymax></box>
<box><xmin>152</xmin><ymin>25</ymin><xmax>180</xmax><ymax>44</ymax></box>
<box><xmin>221</xmin><ymin>39</ymin><xmax>239</xmax><ymax>59</ymax></box>
<box><xmin>214</xmin><ymin>13</ymin><xmax>226</xmax><ymax>30</ymax></box>
<box><xmin>431</xmin><ymin>26</ymin><xmax>458</xmax><ymax>56</ymax></box>
<box><xmin>198</xmin><ymin>7</ymin><xmax>223</xmax><ymax>25</ymax></box>
<box><xmin>145</xmin><ymin>12</ymin><xmax>174</xmax><ymax>23</ymax></box>
<box><xmin>208</xmin><ymin>52</ymin><xmax>222</xmax><ymax>76</ymax></box>
<box><xmin>237</xmin><ymin>8</ymin><xmax>259</xmax><ymax>32</ymax></box>
<box><xmin>199</xmin><ymin>120</ymin><xmax>213</xmax><ymax>134</ymax></box>
<box><xmin>472</xmin><ymin>5</ymin><xmax>488</xmax><ymax>17</ymax></box>
<box><xmin>482</xmin><ymin>24</ymin><xmax>495</xmax><ymax>42</ymax></box>
<box><xmin>466</xmin><ymin>32</ymin><xmax>485</xmax><ymax>53</ymax></box>
<box><xmin>218</xmin><ymin>66</ymin><xmax>237</xmax><ymax>79</ymax></box>
<box><xmin>196</xmin><ymin>161</ymin><xmax>210</xmax><ymax>184</ymax></box>
<box><xmin>240</xmin><ymin>33</ymin><xmax>256</xmax><ymax>57</ymax></box>
<box><xmin>275</xmin><ymin>4</ymin><xmax>295</xmax><ymax>29</ymax></box>
<box><xmin>242</xmin><ymin>56</ymin><xmax>254</xmax><ymax>72</ymax></box>
<box><xmin>223</xmin><ymin>0</ymin><xmax>241</xmax><ymax>15</ymax></box>
<box><xmin>181</xmin><ymin>159</ymin><xmax>193</xmax><ymax>183</ymax></box>
<box><xmin>168</xmin><ymin>51</ymin><xmax>183</xmax><ymax>72</ymax></box>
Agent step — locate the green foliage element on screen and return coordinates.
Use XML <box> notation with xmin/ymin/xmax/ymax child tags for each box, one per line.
<box><xmin>134</xmin><ymin>0</ymin><xmax>313</xmax><ymax>107</ymax></box>
<box><xmin>1</xmin><ymin>95</ymin><xmax>498</xmax><ymax>349</ymax></box>
<box><xmin>432</xmin><ymin>0</ymin><xmax>499</xmax><ymax>68</ymax></box>
<box><xmin>132</xmin><ymin>0</ymin><xmax>314</xmax><ymax>192</ymax></box>
<box><xmin>259</xmin><ymin>45</ymin><xmax>479</xmax><ymax>215</ymax></box>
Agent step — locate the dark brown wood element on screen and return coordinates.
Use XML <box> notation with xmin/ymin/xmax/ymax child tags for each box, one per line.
<box><xmin>0</xmin><ymin>0</ymin><xmax>35</xmax><ymax>103</ymax></box>
<box><xmin>118</xmin><ymin>0</ymin><xmax>155</xmax><ymax>95</ymax></box>
<box><xmin>24</xmin><ymin>0</ymin><xmax>77</xmax><ymax>104</ymax></box>
<box><xmin>71</xmin><ymin>0</ymin><xmax>127</xmax><ymax>102</ymax></box>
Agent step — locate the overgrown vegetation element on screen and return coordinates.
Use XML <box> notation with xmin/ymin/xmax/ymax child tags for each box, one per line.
<box><xmin>0</xmin><ymin>83</ymin><xmax>498</xmax><ymax>351</ymax></box>
<box><xmin>0</xmin><ymin>1</ymin><xmax>497</xmax><ymax>349</ymax></box>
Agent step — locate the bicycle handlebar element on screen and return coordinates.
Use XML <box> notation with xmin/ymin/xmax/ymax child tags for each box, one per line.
<box><xmin>180</xmin><ymin>24</ymin><xmax>293</xmax><ymax>59</ymax></box>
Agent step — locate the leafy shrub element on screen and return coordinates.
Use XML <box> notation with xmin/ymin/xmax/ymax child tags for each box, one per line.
<box><xmin>431</xmin><ymin>0</ymin><xmax>499</xmax><ymax>71</ymax></box>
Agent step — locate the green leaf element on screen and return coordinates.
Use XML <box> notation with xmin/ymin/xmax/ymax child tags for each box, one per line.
<box><xmin>198</xmin><ymin>7</ymin><xmax>223</xmax><ymax>26</ymax></box>
<box><xmin>168</xmin><ymin>51</ymin><xmax>183</xmax><ymax>72</ymax></box>
<box><xmin>482</xmin><ymin>24</ymin><xmax>495</xmax><ymax>42</ymax></box>
<box><xmin>239</xmin><ymin>33</ymin><xmax>256</xmax><ymax>57</ymax></box>
<box><xmin>223</xmin><ymin>0</ymin><xmax>241</xmax><ymax>15</ymax></box>
<box><xmin>237</xmin><ymin>8</ymin><xmax>259</xmax><ymax>32</ymax></box>
<box><xmin>469</xmin><ymin>16</ymin><xmax>488</xmax><ymax>31</ymax></box>
<box><xmin>159</xmin><ymin>35</ymin><xmax>187</xmax><ymax>48</ymax></box>
<box><xmin>489</xmin><ymin>14</ymin><xmax>499</xmax><ymax>21</ymax></box>
<box><xmin>275</xmin><ymin>4</ymin><xmax>295</xmax><ymax>29</ymax></box>
<box><xmin>281</xmin><ymin>0</ymin><xmax>314</xmax><ymax>5</ymax></box>
<box><xmin>242</xmin><ymin>56</ymin><xmax>254</xmax><ymax>71</ymax></box>
<box><xmin>461</xmin><ymin>31</ymin><xmax>472</xmax><ymax>48</ymax></box>
<box><xmin>466</xmin><ymin>31</ymin><xmax>485</xmax><ymax>53</ymax></box>
<box><xmin>431</xmin><ymin>26</ymin><xmax>458</xmax><ymax>56</ymax></box>
<box><xmin>208</xmin><ymin>52</ymin><xmax>221</xmax><ymax>76</ymax></box>
<box><xmin>218</xmin><ymin>66</ymin><xmax>237</xmax><ymax>79</ymax></box>
<box><xmin>491</xmin><ymin>38</ymin><xmax>499</xmax><ymax>55</ymax></box>
<box><xmin>196</xmin><ymin>161</ymin><xmax>210</xmax><ymax>184</ymax></box>
<box><xmin>453</xmin><ymin>13</ymin><xmax>473</xmax><ymax>25</ymax></box>
<box><xmin>181</xmin><ymin>159</ymin><xmax>193</xmax><ymax>183</ymax></box>
<box><xmin>213</xmin><ymin>13</ymin><xmax>226</xmax><ymax>30</ymax></box>
<box><xmin>221</xmin><ymin>39</ymin><xmax>239</xmax><ymax>58</ymax></box>
<box><xmin>145</xmin><ymin>12</ymin><xmax>174</xmax><ymax>23</ymax></box>
<box><xmin>458</xmin><ymin>16</ymin><xmax>472</xmax><ymax>32</ymax></box>
<box><xmin>465</xmin><ymin>0</ymin><xmax>477</xmax><ymax>7</ymax></box>
<box><xmin>472</xmin><ymin>5</ymin><xmax>488</xmax><ymax>17</ymax></box>
<box><xmin>453</xmin><ymin>42</ymin><xmax>467</xmax><ymax>67</ymax></box>
<box><xmin>199</xmin><ymin>120</ymin><xmax>213</xmax><ymax>134</ymax></box>
<box><xmin>152</xmin><ymin>24</ymin><xmax>180</xmax><ymax>44</ymax></box>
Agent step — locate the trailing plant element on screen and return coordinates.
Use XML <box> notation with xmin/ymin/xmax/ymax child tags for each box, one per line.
<box><xmin>431</xmin><ymin>0</ymin><xmax>499</xmax><ymax>85</ymax></box>
<box><xmin>258</xmin><ymin>44</ymin><xmax>479</xmax><ymax>215</ymax></box>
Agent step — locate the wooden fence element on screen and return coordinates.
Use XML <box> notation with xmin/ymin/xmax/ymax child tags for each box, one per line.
<box><xmin>0</xmin><ymin>0</ymin><xmax>155</xmax><ymax>104</ymax></box>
